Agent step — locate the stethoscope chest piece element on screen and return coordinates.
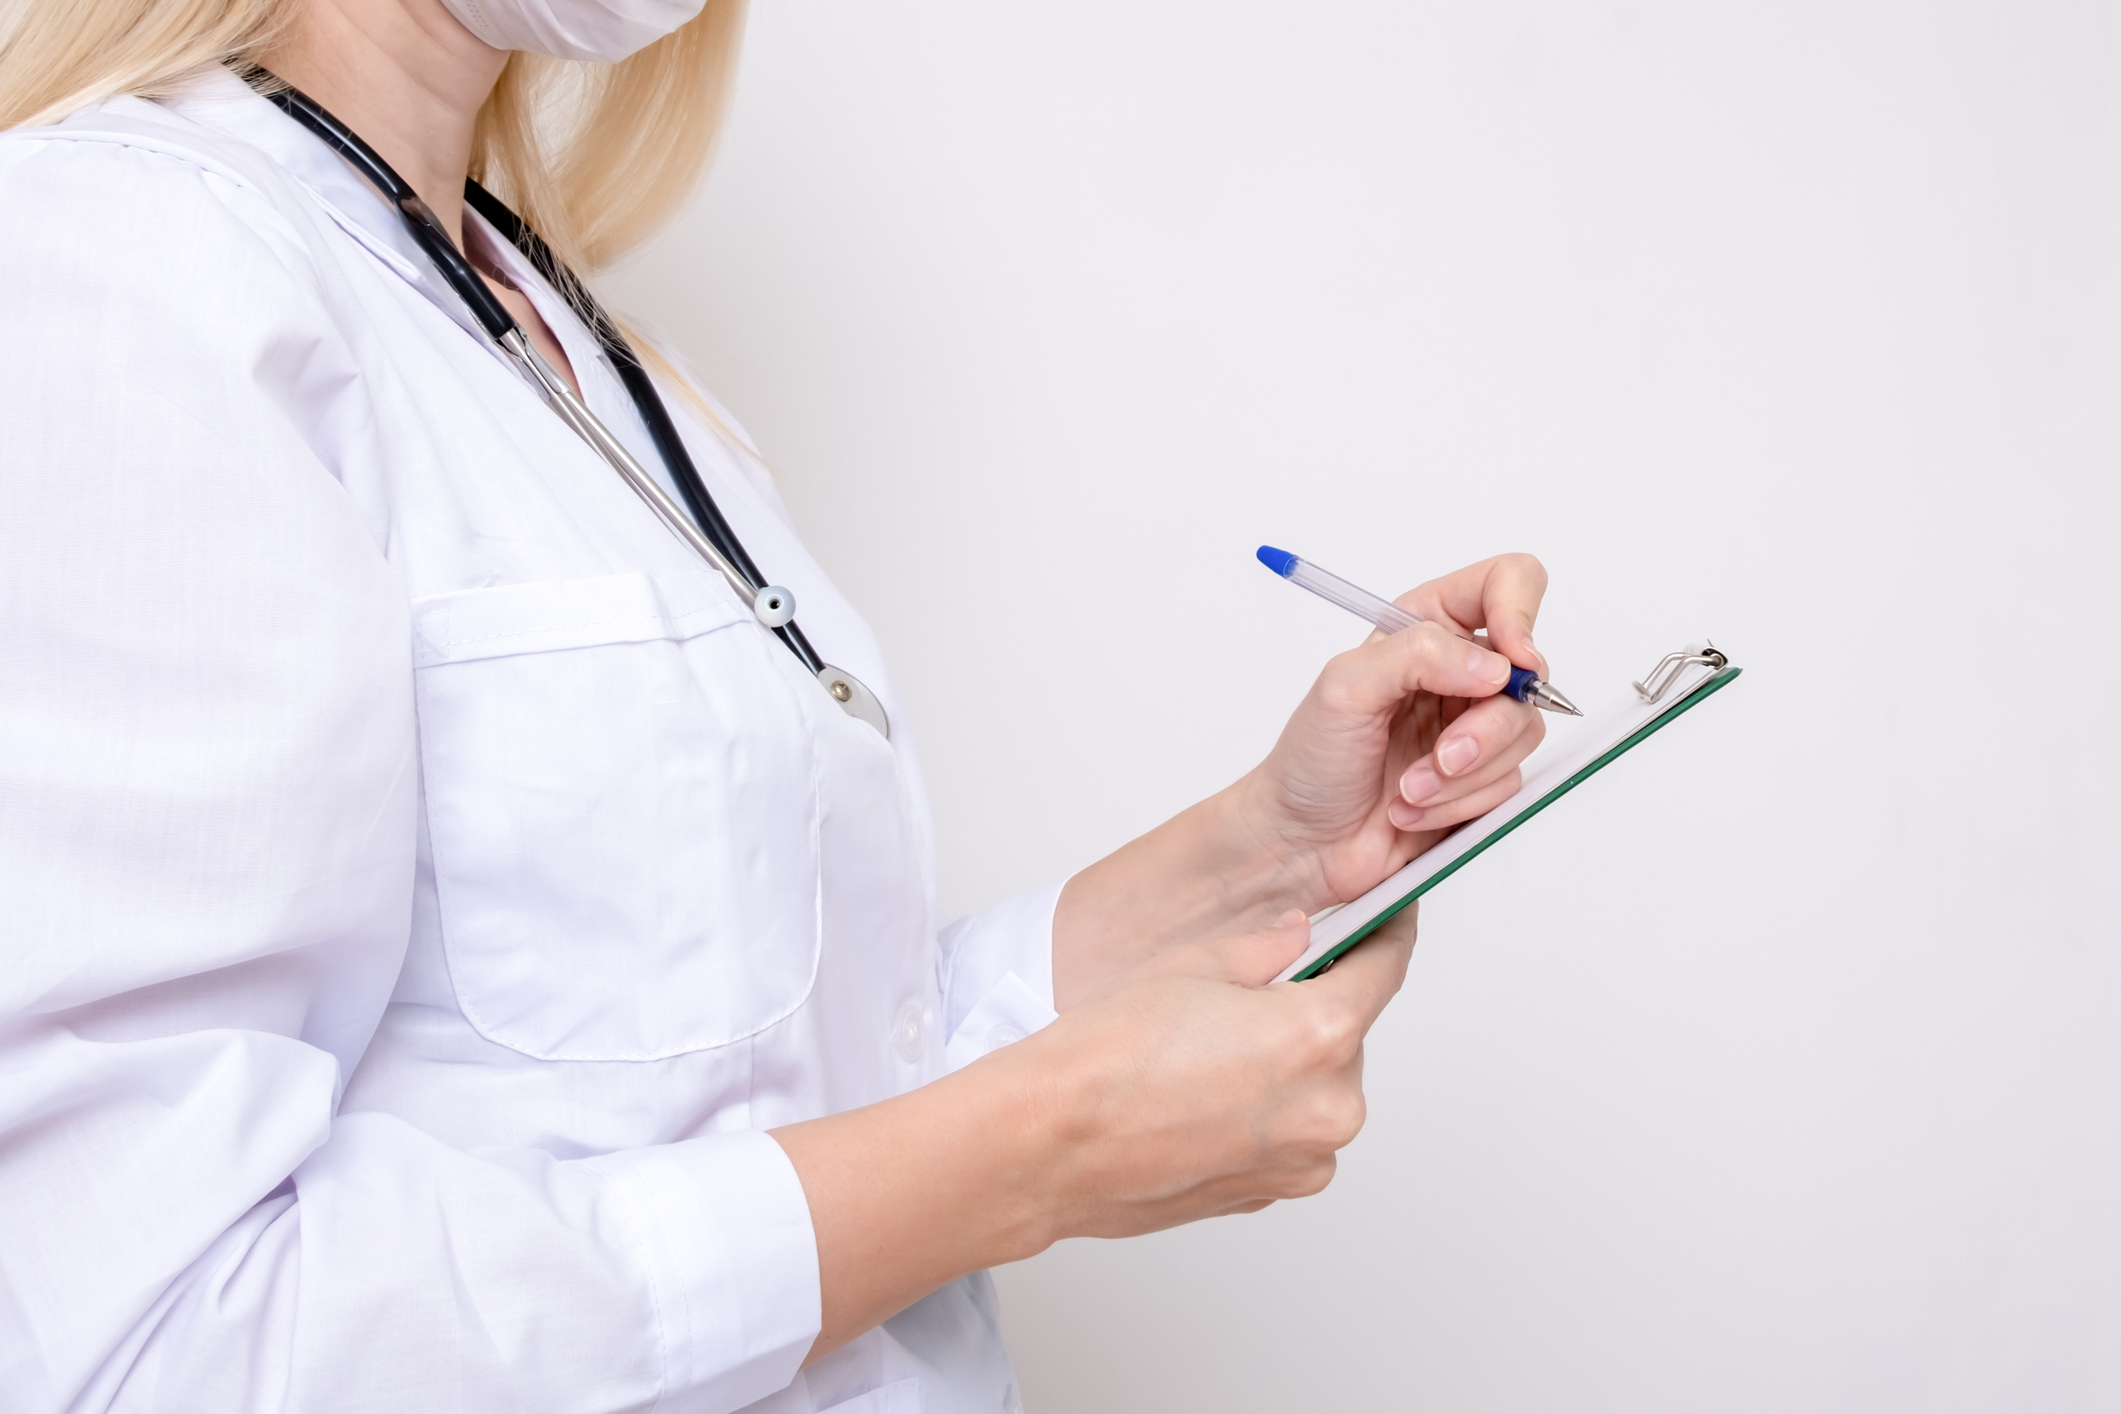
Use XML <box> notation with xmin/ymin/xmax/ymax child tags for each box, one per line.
<box><xmin>818</xmin><ymin>666</ymin><xmax>891</xmax><ymax>738</ymax></box>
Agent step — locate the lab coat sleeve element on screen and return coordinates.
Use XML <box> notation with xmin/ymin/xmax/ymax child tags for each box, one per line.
<box><xmin>935</xmin><ymin>883</ymin><xmax>1065</xmax><ymax>1070</ymax></box>
<box><xmin>0</xmin><ymin>131</ymin><xmax>818</xmax><ymax>1414</ymax></box>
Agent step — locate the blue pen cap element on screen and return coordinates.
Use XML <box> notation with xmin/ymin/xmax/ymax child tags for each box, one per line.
<box><xmin>1256</xmin><ymin>545</ymin><xmax>1299</xmax><ymax>577</ymax></box>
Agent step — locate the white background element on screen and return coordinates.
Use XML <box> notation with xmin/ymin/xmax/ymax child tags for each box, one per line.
<box><xmin>608</xmin><ymin>2</ymin><xmax>2121</xmax><ymax>1408</ymax></box>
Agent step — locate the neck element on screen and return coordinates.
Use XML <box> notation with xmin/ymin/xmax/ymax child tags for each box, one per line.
<box><xmin>257</xmin><ymin>0</ymin><xmax>509</xmax><ymax>247</ymax></box>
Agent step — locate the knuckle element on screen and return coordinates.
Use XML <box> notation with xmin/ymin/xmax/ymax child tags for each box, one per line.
<box><xmin>1306</xmin><ymin>1085</ymin><xmax>1374</xmax><ymax>1153</ymax></box>
<box><xmin>1310</xmin><ymin>1086</ymin><xmax>1367</xmax><ymax>1147</ymax></box>
<box><xmin>1412</xmin><ymin>621</ymin><xmax>1461</xmax><ymax>659</ymax></box>
<box><xmin>1313</xmin><ymin>651</ymin><xmax>1369</xmax><ymax>714</ymax></box>
<box><xmin>1287</xmin><ymin>1156</ymin><xmax>1337</xmax><ymax>1198</ymax></box>
<box><xmin>1501</xmin><ymin>551</ymin><xmax>1549</xmax><ymax>589</ymax></box>
<box><xmin>1464</xmin><ymin>713</ymin><xmax>1505</xmax><ymax>751</ymax></box>
<box><xmin>1304</xmin><ymin>1006</ymin><xmax>1361</xmax><ymax>1064</ymax></box>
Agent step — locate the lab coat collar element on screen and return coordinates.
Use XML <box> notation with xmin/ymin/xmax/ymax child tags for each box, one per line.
<box><xmin>157</xmin><ymin>68</ymin><xmax>490</xmax><ymax>345</ymax></box>
<box><xmin>460</xmin><ymin>210</ymin><xmax>636</xmax><ymax>434</ymax></box>
<box><xmin>156</xmin><ymin>70</ymin><xmax>668</xmax><ymax>519</ymax></box>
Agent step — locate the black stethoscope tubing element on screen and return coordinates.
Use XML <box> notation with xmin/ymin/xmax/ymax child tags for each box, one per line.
<box><xmin>249</xmin><ymin>70</ymin><xmax>832</xmax><ymax>681</ymax></box>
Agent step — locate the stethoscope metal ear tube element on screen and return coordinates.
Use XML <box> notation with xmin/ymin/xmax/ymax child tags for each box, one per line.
<box><xmin>246</xmin><ymin>67</ymin><xmax>889</xmax><ymax>737</ymax></box>
<box><xmin>504</xmin><ymin>330</ymin><xmax>891</xmax><ymax>736</ymax></box>
<box><xmin>502</xmin><ymin>327</ymin><xmax>778</xmax><ymax>621</ymax></box>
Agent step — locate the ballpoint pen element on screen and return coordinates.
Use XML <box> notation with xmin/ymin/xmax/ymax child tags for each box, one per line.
<box><xmin>1256</xmin><ymin>545</ymin><xmax>1583</xmax><ymax>715</ymax></box>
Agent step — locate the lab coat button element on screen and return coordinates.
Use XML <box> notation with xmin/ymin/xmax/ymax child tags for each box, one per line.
<box><xmin>891</xmin><ymin>1000</ymin><xmax>926</xmax><ymax>1063</ymax></box>
<box><xmin>984</xmin><ymin>1023</ymin><xmax>1026</xmax><ymax>1050</ymax></box>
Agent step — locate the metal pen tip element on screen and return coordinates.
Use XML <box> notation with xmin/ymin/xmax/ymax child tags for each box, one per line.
<box><xmin>1530</xmin><ymin>681</ymin><xmax>1584</xmax><ymax>716</ymax></box>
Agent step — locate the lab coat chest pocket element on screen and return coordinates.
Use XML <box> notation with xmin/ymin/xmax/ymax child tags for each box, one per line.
<box><xmin>411</xmin><ymin>570</ymin><xmax>822</xmax><ymax>1061</ymax></box>
<box><xmin>817</xmin><ymin>1379</ymin><xmax>923</xmax><ymax>1414</ymax></box>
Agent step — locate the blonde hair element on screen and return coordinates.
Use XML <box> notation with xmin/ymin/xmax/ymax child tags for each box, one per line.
<box><xmin>0</xmin><ymin>0</ymin><xmax>746</xmax><ymax>414</ymax></box>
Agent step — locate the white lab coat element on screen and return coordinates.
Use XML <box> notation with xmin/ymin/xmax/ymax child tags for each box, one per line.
<box><xmin>0</xmin><ymin>68</ymin><xmax>1059</xmax><ymax>1414</ymax></box>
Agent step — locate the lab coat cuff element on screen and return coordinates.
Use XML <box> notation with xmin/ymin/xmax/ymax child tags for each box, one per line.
<box><xmin>937</xmin><ymin>880</ymin><xmax>1063</xmax><ymax>1071</ymax></box>
<box><xmin>585</xmin><ymin>1130</ymin><xmax>820</xmax><ymax>1413</ymax></box>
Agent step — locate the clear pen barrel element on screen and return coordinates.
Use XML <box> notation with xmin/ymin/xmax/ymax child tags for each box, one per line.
<box><xmin>1286</xmin><ymin>557</ymin><xmax>1423</xmax><ymax>635</ymax></box>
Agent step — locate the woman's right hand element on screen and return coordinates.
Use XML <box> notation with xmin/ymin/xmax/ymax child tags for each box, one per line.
<box><xmin>772</xmin><ymin>908</ymin><xmax>1414</xmax><ymax>1361</ymax></box>
<box><xmin>1016</xmin><ymin>906</ymin><xmax>1415</xmax><ymax>1240</ymax></box>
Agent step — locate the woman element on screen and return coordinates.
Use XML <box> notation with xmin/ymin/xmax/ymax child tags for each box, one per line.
<box><xmin>0</xmin><ymin>0</ymin><xmax>1551</xmax><ymax>1409</ymax></box>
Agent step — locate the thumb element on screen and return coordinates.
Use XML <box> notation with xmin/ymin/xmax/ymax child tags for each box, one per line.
<box><xmin>1475</xmin><ymin>554</ymin><xmax>1549</xmax><ymax>678</ymax></box>
<box><xmin>1201</xmin><ymin>910</ymin><xmax>1313</xmax><ymax>988</ymax></box>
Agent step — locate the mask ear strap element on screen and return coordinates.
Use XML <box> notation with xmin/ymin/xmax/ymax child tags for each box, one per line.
<box><xmin>462</xmin><ymin>179</ymin><xmax>830</xmax><ymax>679</ymax></box>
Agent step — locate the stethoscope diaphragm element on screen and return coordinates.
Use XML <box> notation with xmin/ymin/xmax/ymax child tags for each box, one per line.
<box><xmin>818</xmin><ymin>666</ymin><xmax>891</xmax><ymax>737</ymax></box>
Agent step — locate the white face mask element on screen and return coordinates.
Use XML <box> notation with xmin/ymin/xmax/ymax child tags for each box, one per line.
<box><xmin>439</xmin><ymin>0</ymin><xmax>706</xmax><ymax>63</ymax></box>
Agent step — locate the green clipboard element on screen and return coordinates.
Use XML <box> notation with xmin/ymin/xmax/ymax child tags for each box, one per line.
<box><xmin>1280</xmin><ymin>647</ymin><xmax>1743</xmax><ymax>983</ymax></box>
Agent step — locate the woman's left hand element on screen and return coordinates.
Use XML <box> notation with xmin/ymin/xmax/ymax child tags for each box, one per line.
<box><xmin>1231</xmin><ymin>552</ymin><xmax>1552</xmax><ymax>908</ymax></box>
<box><xmin>1055</xmin><ymin>553</ymin><xmax>1551</xmax><ymax>1007</ymax></box>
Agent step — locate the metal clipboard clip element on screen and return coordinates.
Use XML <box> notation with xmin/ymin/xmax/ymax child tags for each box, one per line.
<box><xmin>1632</xmin><ymin>642</ymin><xmax>1730</xmax><ymax>705</ymax></box>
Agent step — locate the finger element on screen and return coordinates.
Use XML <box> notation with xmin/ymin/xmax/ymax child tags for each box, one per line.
<box><xmin>1390</xmin><ymin>740</ymin><xmax>1532</xmax><ymax>828</ymax></box>
<box><xmin>1197</xmin><ymin>909</ymin><xmax>1312</xmax><ymax>988</ymax></box>
<box><xmin>1320</xmin><ymin>621</ymin><xmax>1515</xmax><ymax>721</ymax></box>
<box><xmin>1391</xmin><ymin>769</ymin><xmax>1525</xmax><ymax>833</ymax></box>
<box><xmin>1391</xmin><ymin>743</ymin><xmax>1534</xmax><ymax>828</ymax></box>
<box><xmin>1298</xmin><ymin>905</ymin><xmax>1417</xmax><ymax>1027</ymax></box>
<box><xmin>1399</xmin><ymin>554</ymin><xmax>1549</xmax><ymax>675</ymax></box>
<box><xmin>1394</xmin><ymin>695</ymin><xmax>1543</xmax><ymax>802</ymax></box>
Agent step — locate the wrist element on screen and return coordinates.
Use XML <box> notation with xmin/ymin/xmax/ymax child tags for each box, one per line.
<box><xmin>980</xmin><ymin>1015</ymin><xmax>1114</xmax><ymax>1251</ymax></box>
<box><xmin>1054</xmin><ymin>779</ymin><xmax>1327</xmax><ymax>1008</ymax></box>
<box><xmin>768</xmin><ymin>1038</ymin><xmax>1070</xmax><ymax>1361</ymax></box>
<box><xmin>931</xmin><ymin>1036</ymin><xmax>1075</xmax><ymax>1261</ymax></box>
<box><xmin>1210</xmin><ymin>769</ymin><xmax>1334</xmax><ymax>915</ymax></box>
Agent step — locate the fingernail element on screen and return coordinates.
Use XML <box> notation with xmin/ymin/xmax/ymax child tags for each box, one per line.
<box><xmin>1437</xmin><ymin>734</ymin><xmax>1479</xmax><ymax>776</ymax></box>
<box><xmin>1388</xmin><ymin>799</ymin><xmax>1425</xmax><ymax>830</ymax></box>
<box><xmin>1400</xmin><ymin>762</ymin><xmax>1443</xmax><ymax>803</ymax></box>
<box><xmin>1470</xmin><ymin>645</ymin><xmax>1511</xmax><ymax>686</ymax></box>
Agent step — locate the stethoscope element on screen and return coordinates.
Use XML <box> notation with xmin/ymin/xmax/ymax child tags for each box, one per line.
<box><xmin>244</xmin><ymin>69</ymin><xmax>891</xmax><ymax>738</ymax></box>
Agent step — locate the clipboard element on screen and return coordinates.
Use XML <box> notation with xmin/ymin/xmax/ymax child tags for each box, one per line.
<box><xmin>1274</xmin><ymin>643</ymin><xmax>1743</xmax><ymax>983</ymax></box>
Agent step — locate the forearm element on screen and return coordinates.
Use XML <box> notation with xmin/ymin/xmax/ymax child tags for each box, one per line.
<box><xmin>1052</xmin><ymin>772</ymin><xmax>1327</xmax><ymax>1011</ymax></box>
<box><xmin>768</xmin><ymin>1046</ymin><xmax>1062</xmax><ymax>1364</ymax></box>
<box><xmin>771</xmin><ymin>905</ymin><xmax>1415</xmax><ymax>1368</ymax></box>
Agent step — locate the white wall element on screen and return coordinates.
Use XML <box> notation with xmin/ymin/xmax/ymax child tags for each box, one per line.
<box><xmin>606</xmin><ymin>2</ymin><xmax>2121</xmax><ymax>1408</ymax></box>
